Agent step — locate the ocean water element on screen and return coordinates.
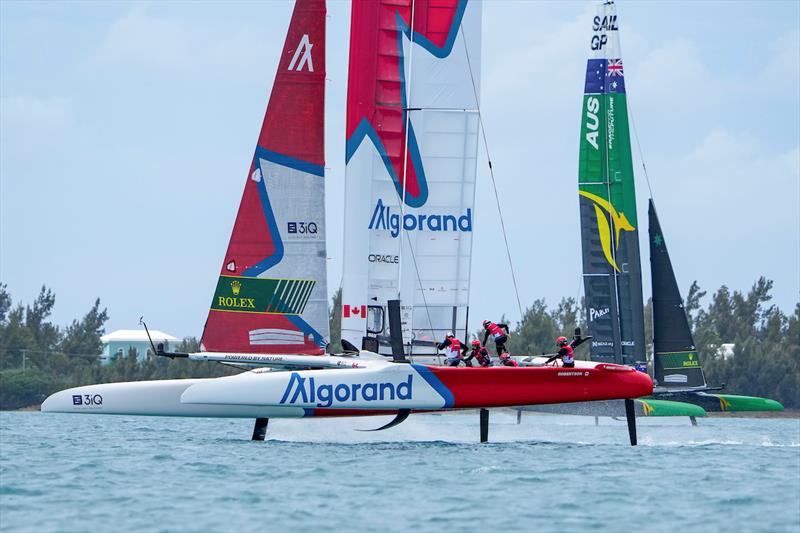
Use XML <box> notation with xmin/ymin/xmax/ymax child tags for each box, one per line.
<box><xmin>1</xmin><ymin>411</ymin><xmax>798</xmax><ymax>532</ymax></box>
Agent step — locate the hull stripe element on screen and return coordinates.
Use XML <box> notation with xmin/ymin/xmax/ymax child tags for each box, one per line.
<box><xmin>411</xmin><ymin>364</ymin><xmax>454</xmax><ymax>408</ymax></box>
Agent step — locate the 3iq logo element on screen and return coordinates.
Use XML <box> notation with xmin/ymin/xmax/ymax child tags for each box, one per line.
<box><xmin>72</xmin><ymin>394</ymin><xmax>103</xmax><ymax>406</ymax></box>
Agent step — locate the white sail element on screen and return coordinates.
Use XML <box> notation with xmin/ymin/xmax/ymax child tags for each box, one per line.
<box><xmin>342</xmin><ymin>0</ymin><xmax>482</xmax><ymax>354</ymax></box>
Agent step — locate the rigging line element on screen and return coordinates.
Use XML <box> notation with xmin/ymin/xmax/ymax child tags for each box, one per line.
<box><xmin>405</xmin><ymin>232</ymin><xmax>438</xmax><ymax>339</ymax></box>
<box><xmin>403</xmin><ymin>107</ymin><xmax>479</xmax><ymax>112</ymax></box>
<box><xmin>612</xmin><ymin>10</ymin><xmax>654</xmax><ymax>201</ymax></box>
<box><xmin>628</xmin><ymin>100</ymin><xmax>655</xmax><ymax>199</ymax></box>
<box><xmin>459</xmin><ymin>22</ymin><xmax>524</xmax><ymax>320</ymax></box>
<box><xmin>398</xmin><ymin>0</ymin><xmax>414</xmax><ymax>300</ymax></box>
<box><xmin>399</xmin><ymin>0</ymin><xmax>415</xmax><ymax>232</ymax></box>
<box><xmin>396</xmin><ymin>3</ymin><xmax>437</xmax><ymax>341</ymax></box>
<box><xmin>609</xmin><ymin>3</ymin><xmax>648</xmax><ymax>365</ymax></box>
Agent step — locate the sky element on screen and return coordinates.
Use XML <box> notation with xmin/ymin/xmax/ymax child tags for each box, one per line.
<box><xmin>1</xmin><ymin>0</ymin><xmax>798</xmax><ymax>340</ymax></box>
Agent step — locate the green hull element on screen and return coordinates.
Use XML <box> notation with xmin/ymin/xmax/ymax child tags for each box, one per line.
<box><xmin>519</xmin><ymin>399</ymin><xmax>706</xmax><ymax>418</ymax></box>
<box><xmin>656</xmin><ymin>392</ymin><xmax>784</xmax><ymax>412</ymax></box>
<box><xmin>638</xmin><ymin>399</ymin><xmax>707</xmax><ymax>417</ymax></box>
<box><xmin>700</xmin><ymin>394</ymin><xmax>784</xmax><ymax>412</ymax></box>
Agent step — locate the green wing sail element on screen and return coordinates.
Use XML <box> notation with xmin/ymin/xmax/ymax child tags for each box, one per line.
<box><xmin>578</xmin><ymin>1</ymin><xmax>645</xmax><ymax>365</ymax></box>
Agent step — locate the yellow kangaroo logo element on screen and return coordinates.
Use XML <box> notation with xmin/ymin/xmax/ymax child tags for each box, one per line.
<box><xmin>579</xmin><ymin>190</ymin><xmax>635</xmax><ymax>273</ymax></box>
<box><xmin>719</xmin><ymin>395</ymin><xmax>731</xmax><ymax>411</ymax></box>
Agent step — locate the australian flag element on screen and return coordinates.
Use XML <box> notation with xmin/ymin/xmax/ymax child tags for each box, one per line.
<box><xmin>584</xmin><ymin>58</ymin><xmax>626</xmax><ymax>94</ymax></box>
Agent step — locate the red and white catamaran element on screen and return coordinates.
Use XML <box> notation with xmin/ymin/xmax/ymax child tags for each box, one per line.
<box><xmin>42</xmin><ymin>0</ymin><xmax>652</xmax><ymax>444</ymax></box>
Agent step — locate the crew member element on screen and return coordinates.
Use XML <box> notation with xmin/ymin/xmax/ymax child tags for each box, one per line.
<box><xmin>482</xmin><ymin>320</ymin><xmax>510</xmax><ymax>356</ymax></box>
<box><xmin>498</xmin><ymin>353</ymin><xmax>518</xmax><ymax>367</ymax></box>
<box><xmin>552</xmin><ymin>335</ymin><xmax>575</xmax><ymax>367</ymax></box>
<box><xmin>464</xmin><ymin>339</ymin><xmax>492</xmax><ymax>367</ymax></box>
<box><xmin>438</xmin><ymin>332</ymin><xmax>467</xmax><ymax>366</ymax></box>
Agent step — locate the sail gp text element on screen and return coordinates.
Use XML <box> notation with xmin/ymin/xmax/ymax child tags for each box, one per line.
<box><xmin>279</xmin><ymin>372</ymin><xmax>413</xmax><ymax>407</ymax></box>
<box><xmin>369</xmin><ymin>199</ymin><xmax>472</xmax><ymax>238</ymax></box>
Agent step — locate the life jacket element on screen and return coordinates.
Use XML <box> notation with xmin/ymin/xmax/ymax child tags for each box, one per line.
<box><xmin>445</xmin><ymin>338</ymin><xmax>462</xmax><ymax>358</ymax></box>
<box><xmin>486</xmin><ymin>322</ymin><xmax>504</xmax><ymax>340</ymax></box>
<box><xmin>500</xmin><ymin>354</ymin><xmax>518</xmax><ymax>367</ymax></box>
<box><xmin>474</xmin><ymin>347</ymin><xmax>490</xmax><ymax>366</ymax></box>
<box><xmin>561</xmin><ymin>345</ymin><xmax>575</xmax><ymax>365</ymax></box>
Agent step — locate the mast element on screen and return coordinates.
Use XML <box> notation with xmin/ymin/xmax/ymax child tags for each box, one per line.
<box><xmin>397</xmin><ymin>0</ymin><xmax>417</xmax><ymax>351</ymax></box>
<box><xmin>649</xmin><ymin>200</ymin><xmax>708</xmax><ymax>388</ymax></box>
<box><xmin>200</xmin><ymin>0</ymin><xmax>329</xmax><ymax>355</ymax></box>
<box><xmin>341</xmin><ymin>0</ymin><xmax>482</xmax><ymax>355</ymax></box>
<box><xmin>578</xmin><ymin>1</ymin><xmax>645</xmax><ymax>365</ymax></box>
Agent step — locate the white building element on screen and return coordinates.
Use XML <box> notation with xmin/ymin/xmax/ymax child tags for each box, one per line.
<box><xmin>717</xmin><ymin>343</ymin><xmax>736</xmax><ymax>361</ymax></box>
<box><xmin>100</xmin><ymin>329</ymin><xmax>180</xmax><ymax>364</ymax></box>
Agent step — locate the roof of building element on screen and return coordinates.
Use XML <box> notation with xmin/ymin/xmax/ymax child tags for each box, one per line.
<box><xmin>101</xmin><ymin>329</ymin><xmax>179</xmax><ymax>343</ymax></box>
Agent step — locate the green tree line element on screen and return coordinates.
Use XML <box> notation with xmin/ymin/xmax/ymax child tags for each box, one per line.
<box><xmin>686</xmin><ymin>278</ymin><xmax>799</xmax><ymax>408</ymax></box>
<box><xmin>0</xmin><ymin>284</ymin><xmax>237</xmax><ymax>409</ymax></box>
<box><xmin>500</xmin><ymin>277</ymin><xmax>797</xmax><ymax>408</ymax></box>
<box><xmin>1</xmin><ymin>277</ymin><xmax>797</xmax><ymax>409</ymax></box>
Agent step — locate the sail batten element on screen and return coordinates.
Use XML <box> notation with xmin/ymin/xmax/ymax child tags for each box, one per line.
<box><xmin>578</xmin><ymin>1</ymin><xmax>645</xmax><ymax>365</ymax></box>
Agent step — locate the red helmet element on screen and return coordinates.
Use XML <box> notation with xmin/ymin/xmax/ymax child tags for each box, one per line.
<box><xmin>471</xmin><ymin>339</ymin><xmax>481</xmax><ymax>347</ymax></box>
<box><xmin>556</xmin><ymin>336</ymin><xmax>569</xmax><ymax>346</ymax></box>
<box><xmin>482</xmin><ymin>320</ymin><xmax>491</xmax><ymax>327</ymax></box>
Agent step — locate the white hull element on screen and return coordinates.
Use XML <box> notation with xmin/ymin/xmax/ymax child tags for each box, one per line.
<box><xmin>40</xmin><ymin>379</ymin><xmax>307</xmax><ymax>419</ymax></box>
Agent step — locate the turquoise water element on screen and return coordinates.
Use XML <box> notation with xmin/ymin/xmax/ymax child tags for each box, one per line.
<box><xmin>1</xmin><ymin>411</ymin><xmax>798</xmax><ymax>532</ymax></box>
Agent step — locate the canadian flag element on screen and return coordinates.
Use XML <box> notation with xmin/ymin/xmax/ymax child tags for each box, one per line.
<box><xmin>343</xmin><ymin>305</ymin><xmax>366</xmax><ymax>318</ymax></box>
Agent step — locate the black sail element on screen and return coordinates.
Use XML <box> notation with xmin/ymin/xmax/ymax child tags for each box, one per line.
<box><xmin>648</xmin><ymin>200</ymin><xmax>707</xmax><ymax>388</ymax></box>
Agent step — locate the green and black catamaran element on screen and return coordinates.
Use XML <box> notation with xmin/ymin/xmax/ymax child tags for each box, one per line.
<box><xmin>519</xmin><ymin>0</ymin><xmax>703</xmax><ymax>419</ymax></box>
<box><xmin>648</xmin><ymin>200</ymin><xmax>783</xmax><ymax>412</ymax></box>
<box><xmin>575</xmin><ymin>1</ymin><xmax>781</xmax><ymax>414</ymax></box>
<box><xmin>526</xmin><ymin>1</ymin><xmax>781</xmax><ymax>419</ymax></box>
<box><xmin>571</xmin><ymin>0</ymin><xmax>702</xmax><ymax>418</ymax></box>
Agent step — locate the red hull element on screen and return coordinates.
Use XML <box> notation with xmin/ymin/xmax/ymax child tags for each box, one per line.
<box><xmin>307</xmin><ymin>364</ymin><xmax>652</xmax><ymax>417</ymax></box>
<box><xmin>428</xmin><ymin>365</ymin><xmax>652</xmax><ymax>408</ymax></box>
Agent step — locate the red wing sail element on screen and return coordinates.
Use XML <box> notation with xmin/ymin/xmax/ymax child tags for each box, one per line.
<box><xmin>345</xmin><ymin>0</ymin><xmax>464</xmax><ymax>208</ymax></box>
<box><xmin>201</xmin><ymin>0</ymin><xmax>329</xmax><ymax>355</ymax></box>
<box><xmin>340</xmin><ymin>0</ymin><xmax>482</xmax><ymax>353</ymax></box>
